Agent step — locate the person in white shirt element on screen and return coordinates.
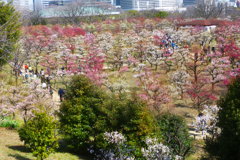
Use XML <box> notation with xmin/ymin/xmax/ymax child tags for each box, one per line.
<box><xmin>42</xmin><ymin>82</ymin><xmax>47</xmax><ymax>89</ymax></box>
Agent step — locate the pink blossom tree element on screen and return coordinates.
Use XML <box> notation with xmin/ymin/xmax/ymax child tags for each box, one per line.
<box><xmin>135</xmin><ymin>68</ymin><xmax>170</xmax><ymax>112</ymax></box>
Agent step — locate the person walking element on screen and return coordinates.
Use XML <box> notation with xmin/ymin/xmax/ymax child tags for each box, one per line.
<box><xmin>42</xmin><ymin>82</ymin><xmax>47</xmax><ymax>89</ymax></box>
<box><xmin>58</xmin><ymin>88</ymin><xmax>65</xmax><ymax>102</ymax></box>
<box><xmin>49</xmin><ymin>86</ymin><xmax>53</xmax><ymax>98</ymax></box>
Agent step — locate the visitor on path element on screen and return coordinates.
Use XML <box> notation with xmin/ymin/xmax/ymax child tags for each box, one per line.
<box><xmin>42</xmin><ymin>82</ymin><xmax>47</xmax><ymax>89</ymax></box>
<box><xmin>58</xmin><ymin>88</ymin><xmax>65</xmax><ymax>102</ymax></box>
<box><xmin>29</xmin><ymin>66</ymin><xmax>33</xmax><ymax>73</ymax></box>
<box><xmin>45</xmin><ymin>75</ymin><xmax>51</xmax><ymax>88</ymax></box>
<box><xmin>40</xmin><ymin>69</ymin><xmax>45</xmax><ymax>82</ymax></box>
<box><xmin>49</xmin><ymin>86</ymin><xmax>53</xmax><ymax>98</ymax></box>
<box><xmin>40</xmin><ymin>69</ymin><xmax>44</xmax><ymax>76</ymax></box>
<box><xmin>24</xmin><ymin>72</ymin><xmax>29</xmax><ymax>83</ymax></box>
<box><xmin>24</xmin><ymin>64</ymin><xmax>29</xmax><ymax>71</ymax></box>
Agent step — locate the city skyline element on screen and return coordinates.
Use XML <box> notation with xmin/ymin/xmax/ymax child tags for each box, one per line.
<box><xmin>0</xmin><ymin>0</ymin><xmax>239</xmax><ymax>11</ymax></box>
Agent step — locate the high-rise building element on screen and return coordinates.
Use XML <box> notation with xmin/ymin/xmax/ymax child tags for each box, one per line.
<box><xmin>12</xmin><ymin>0</ymin><xmax>34</xmax><ymax>10</ymax></box>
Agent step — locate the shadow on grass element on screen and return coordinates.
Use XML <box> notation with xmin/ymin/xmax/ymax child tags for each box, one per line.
<box><xmin>8</xmin><ymin>141</ymin><xmax>91</xmax><ymax>160</ymax></box>
<box><xmin>58</xmin><ymin>139</ymin><xmax>92</xmax><ymax>160</ymax></box>
<box><xmin>8</xmin><ymin>145</ymin><xmax>31</xmax><ymax>153</ymax></box>
<box><xmin>175</xmin><ymin>103</ymin><xmax>192</xmax><ymax>108</ymax></box>
<box><xmin>8</xmin><ymin>153</ymin><xmax>31</xmax><ymax>160</ymax></box>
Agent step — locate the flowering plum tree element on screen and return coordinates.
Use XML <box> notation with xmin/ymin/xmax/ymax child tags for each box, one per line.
<box><xmin>135</xmin><ymin>68</ymin><xmax>170</xmax><ymax>112</ymax></box>
<box><xmin>171</xmin><ymin>70</ymin><xmax>190</xmax><ymax>99</ymax></box>
<box><xmin>205</xmin><ymin>54</ymin><xmax>230</xmax><ymax>92</ymax></box>
<box><xmin>0</xmin><ymin>80</ymin><xmax>55</xmax><ymax>123</ymax></box>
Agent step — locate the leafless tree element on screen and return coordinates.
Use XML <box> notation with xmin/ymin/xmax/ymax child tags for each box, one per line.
<box><xmin>55</xmin><ymin>0</ymin><xmax>116</xmax><ymax>24</ymax></box>
<box><xmin>8</xmin><ymin>43</ymin><xmax>31</xmax><ymax>85</ymax></box>
<box><xmin>226</xmin><ymin>7</ymin><xmax>240</xmax><ymax>20</ymax></box>
<box><xmin>193</xmin><ymin>0</ymin><xmax>226</xmax><ymax>19</ymax></box>
<box><xmin>19</xmin><ymin>9</ymin><xmax>47</xmax><ymax>25</ymax></box>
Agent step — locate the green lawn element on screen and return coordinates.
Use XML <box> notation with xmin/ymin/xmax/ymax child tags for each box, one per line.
<box><xmin>0</xmin><ymin>128</ymin><xmax>89</xmax><ymax>160</ymax></box>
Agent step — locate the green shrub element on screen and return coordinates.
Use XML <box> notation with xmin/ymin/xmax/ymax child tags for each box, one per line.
<box><xmin>97</xmin><ymin>94</ymin><xmax>158</xmax><ymax>158</ymax></box>
<box><xmin>126</xmin><ymin>10</ymin><xmax>140</xmax><ymax>17</ymax></box>
<box><xmin>100</xmin><ymin>94</ymin><xmax>157</xmax><ymax>142</ymax></box>
<box><xmin>59</xmin><ymin>75</ymin><xmax>158</xmax><ymax>157</ymax></box>
<box><xmin>0</xmin><ymin>117</ymin><xmax>19</xmax><ymax>128</ymax></box>
<box><xmin>155</xmin><ymin>11</ymin><xmax>169</xmax><ymax>18</ymax></box>
<box><xmin>18</xmin><ymin>112</ymin><xmax>58</xmax><ymax>160</ymax></box>
<box><xmin>205</xmin><ymin>77</ymin><xmax>240</xmax><ymax>160</ymax></box>
<box><xmin>157</xmin><ymin>113</ymin><xmax>192</xmax><ymax>158</ymax></box>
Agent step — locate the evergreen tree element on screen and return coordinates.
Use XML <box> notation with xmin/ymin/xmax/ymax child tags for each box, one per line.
<box><xmin>157</xmin><ymin>113</ymin><xmax>192</xmax><ymax>158</ymax></box>
<box><xmin>205</xmin><ymin>77</ymin><xmax>240</xmax><ymax>160</ymax></box>
<box><xmin>59</xmin><ymin>75</ymin><xmax>157</xmax><ymax>156</ymax></box>
<box><xmin>18</xmin><ymin>112</ymin><xmax>58</xmax><ymax>160</ymax></box>
<box><xmin>0</xmin><ymin>2</ymin><xmax>21</xmax><ymax>67</ymax></box>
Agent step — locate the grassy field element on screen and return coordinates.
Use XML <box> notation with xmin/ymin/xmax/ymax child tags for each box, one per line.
<box><xmin>0</xmin><ymin>128</ymin><xmax>89</xmax><ymax>160</ymax></box>
<box><xmin>0</xmin><ymin>127</ymin><xmax>204</xmax><ymax>160</ymax></box>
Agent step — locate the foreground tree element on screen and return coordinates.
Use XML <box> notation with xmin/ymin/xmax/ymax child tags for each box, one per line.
<box><xmin>59</xmin><ymin>75</ymin><xmax>105</xmax><ymax>151</ymax></box>
<box><xmin>19</xmin><ymin>112</ymin><xmax>58</xmax><ymax>160</ymax></box>
<box><xmin>205</xmin><ymin>77</ymin><xmax>240</xmax><ymax>160</ymax></box>
<box><xmin>0</xmin><ymin>2</ymin><xmax>21</xmax><ymax>67</ymax></box>
<box><xmin>59</xmin><ymin>75</ymin><xmax>157</xmax><ymax>157</ymax></box>
<box><xmin>157</xmin><ymin>113</ymin><xmax>192</xmax><ymax>158</ymax></box>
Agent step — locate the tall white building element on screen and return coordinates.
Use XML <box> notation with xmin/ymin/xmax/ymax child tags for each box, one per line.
<box><xmin>13</xmin><ymin>0</ymin><xmax>34</xmax><ymax>10</ymax></box>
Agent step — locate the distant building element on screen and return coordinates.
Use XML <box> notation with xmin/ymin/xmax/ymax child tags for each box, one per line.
<box><xmin>41</xmin><ymin>0</ymin><xmax>72</xmax><ymax>8</ymax></box>
<box><xmin>97</xmin><ymin>0</ymin><xmax>117</xmax><ymax>5</ymax></box>
<box><xmin>120</xmin><ymin>0</ymin><xmax>183</xmax><ymax>10</ymax></box>
<box><xmin>40</xmin><ymin>0</ymin><xmax>120</xmax><ymax>17</ymax></box>
<box><xmin>183</xmin><ymin>0</ymin><xmax>196</xmax><ymax>6</ymax></box>
<box><xmin>12</xmin><ymin>0</ymin><xmax>34</xmax><ymax>10</ymax></box>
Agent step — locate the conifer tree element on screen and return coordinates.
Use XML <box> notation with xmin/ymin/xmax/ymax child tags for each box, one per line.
<box><xmin>0</xmin><ymin>2</ymin><xmax>21</xmax><ymax>67</ymax></box>
<box><xmin>206</xmin><ymin>77</ymin><xmax>240</xmax><ymax>160</ymax></box>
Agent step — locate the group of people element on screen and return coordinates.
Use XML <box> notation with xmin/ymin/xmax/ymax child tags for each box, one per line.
<box><xmin>160</xmin><ymin>33</ymin><xmax>178</xmax><ymax>50</ymax></box>
<box><xmin>21</xmin><ymin>64</ymin><xmax>37</xmax><ymax>83</ymax></box>
<box><xmin>20</xmin><ymin>64</ymin><xmax>65</xmax><ymax>102</ymax></box>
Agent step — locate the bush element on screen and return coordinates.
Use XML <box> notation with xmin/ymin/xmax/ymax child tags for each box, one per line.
<box><xmin>96</xmin><ymin>94</ymin><xmax>158</xmax><ymax>158</ymax></box>
<box><xmin>155</xmin><ymin>11</ymin><xmax>169</xmax><ymax>18</ymax></box>
<box><xmin>100</xmin><ymin>94</ymin><xmax>157</xmax><ymax>143</ymax></box>
<box><xmin>18</xmin><ymin>112</ymin><xmax>58</xmax><ymax>160</ymax></box>
<box><xmin>126</xmin><ymin>10</ymin><xmax>140</xmax><ymax>17</ymax></box>
<box><xmin>205</xmin><ymin>77</ymin><xmax>240</xmax><ymax>160</ymax></box>
<box><xmin>59</xmin><ymin>75</ymin><xmax>158</xmax><ymax>157</ymax></box>
<box><xmin>0</xmin><ymin>117</ymin><xmax>19</xmax><ymax>128</ymax></box>
<box><xmin>157</xmin><ymin>113</ymin><xmax>192</xmax><ymax>158</ymax></box>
